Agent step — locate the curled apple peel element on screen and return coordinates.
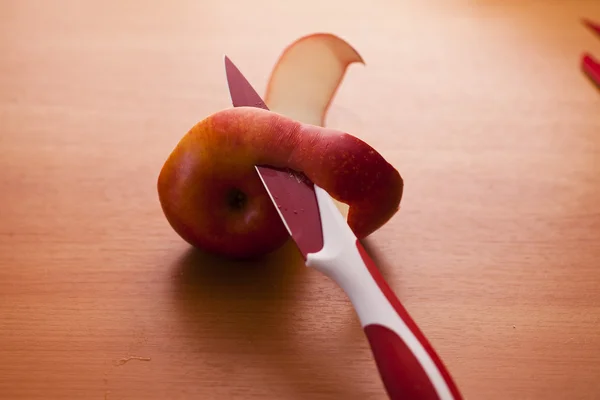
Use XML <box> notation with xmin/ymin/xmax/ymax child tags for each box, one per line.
<box><xmin>264</xmin><ymin>33</ymin><xmax>364</xmax><ymax>219</ymax></box>
<box><xmin>264</xmin><ymin>33</ymin><xmax>364</xmax><ymax>127</ymax></box>
<box><xmin>158</xmin><ymin>107</ymin><xmax>403</xmax><ymax>259</ymax></box>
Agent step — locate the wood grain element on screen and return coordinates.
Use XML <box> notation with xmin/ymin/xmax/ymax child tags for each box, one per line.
<box><xmin>1</xmin><ymin>1</ymin><xmax>600</xmax><ymax>399</ymax></box>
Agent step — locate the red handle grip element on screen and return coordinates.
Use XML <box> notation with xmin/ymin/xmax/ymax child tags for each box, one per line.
<box><xmin>356</xmin><ymin>240</ymin><xmax>463</xmax><ymax>400</ymax></box>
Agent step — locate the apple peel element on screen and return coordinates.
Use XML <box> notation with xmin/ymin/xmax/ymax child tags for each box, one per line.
<box><xmin>265</xmin><ymin>32</ymin><xmax>363</xmax><ymax>126</ymax></box>
<box><xmin>264</xmin><ymin>33</ymin><xmax>364</xmax><ymax>219</ymax></box>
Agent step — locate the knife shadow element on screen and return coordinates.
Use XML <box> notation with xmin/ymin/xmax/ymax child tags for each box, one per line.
<box><xmin>171</xmin><ymin>240</ymin><xmax>378</xmax><ymax>399</ymax></box>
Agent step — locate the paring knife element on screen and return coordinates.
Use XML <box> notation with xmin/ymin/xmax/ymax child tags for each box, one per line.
<box><xmin>224</xmin><ymin>55</ymin><xmax>463</xmax><ymax>400</ymax></box>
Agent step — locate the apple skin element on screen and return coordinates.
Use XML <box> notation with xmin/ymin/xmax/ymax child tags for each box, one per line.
<box><xmin>264</xmin><ymin>32</ymin><xmax>364</xmax><ymax>219</ymax></box>
<box><xmin>158</xmin><ymin>106</ymin><xmax>403</xmax><ymax>259</ymax></box>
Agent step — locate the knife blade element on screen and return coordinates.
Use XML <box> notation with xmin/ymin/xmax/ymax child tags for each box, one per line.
<box><xmin>223</xmin><ymin>55</ymin><xmax>463</xmax><ymax>400</ymax></box>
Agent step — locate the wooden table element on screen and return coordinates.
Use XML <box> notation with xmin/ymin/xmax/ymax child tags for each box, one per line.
<box><xmin>1</xmin><ymin>1</ymin><xmax>599</xmax><ymax>399</ymax></box>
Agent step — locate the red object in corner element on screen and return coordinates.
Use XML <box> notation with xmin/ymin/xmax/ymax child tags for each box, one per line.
<box><xmin>582</xmin><ymin>19</ymin><xmax>600</xmax><ymax>88</ymax></box>
<box><xmin>582</xmin><ymin>54</ymin><xmax>600</xmax><ymax>88</ymax></box>
<box><xmin>582</xmin><ymin>18</ymin><xmax>600</xmax><ymax>37</ymax></box>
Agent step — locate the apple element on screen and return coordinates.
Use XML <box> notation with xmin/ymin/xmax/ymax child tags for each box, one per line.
<box><xmin>158</xmin><ymin>33</ymin><xmax>403</xmax><ymax>259</ymax></box>
<box><xmin>158</xmin><ymin>106</ymin><xmax>403</xmax><ymax>259</ymax></box>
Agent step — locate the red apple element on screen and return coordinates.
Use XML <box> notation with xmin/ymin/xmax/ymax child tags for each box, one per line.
<box><xmin>158</xmin><ymin>107</ymin><xmax>403</xmax><ymax>259</ymax></box>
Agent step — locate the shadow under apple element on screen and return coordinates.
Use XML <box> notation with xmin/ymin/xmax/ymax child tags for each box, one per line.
<box><xmin>170</xmin><ymin>239</ymin><xmax>379</xmax><ymax>399</ymax></box>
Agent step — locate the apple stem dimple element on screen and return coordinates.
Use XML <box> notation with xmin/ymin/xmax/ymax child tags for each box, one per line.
<box><xmin>227</xmin><ymin>188</ymin><xmax>247</xmax><ymax>210</ymax></box>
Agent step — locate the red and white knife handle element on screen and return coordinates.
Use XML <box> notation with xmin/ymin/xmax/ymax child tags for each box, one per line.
<box><xmin>306</xmin><ymin>186</ymin><xmax>463</xmax><ymax>400</ymax></box>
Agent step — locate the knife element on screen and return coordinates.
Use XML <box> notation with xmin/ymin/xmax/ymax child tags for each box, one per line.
<box><xmin>224</xmin><ymin>55</ymin><xmax>463</xmax><ymax>400</ymax></box>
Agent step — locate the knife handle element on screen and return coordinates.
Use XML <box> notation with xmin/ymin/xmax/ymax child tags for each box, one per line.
<box><xmin>306</xmin><ymin>187</ymin><xmax>463</xmax><ymax>400</ymax></box>
<box><xmin>356</xmin><ymin>239</ymin><xmax>462</xmax><ymax>400</ymax></box>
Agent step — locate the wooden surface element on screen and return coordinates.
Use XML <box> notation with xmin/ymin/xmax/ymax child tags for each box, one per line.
<box><xmin>1</xmin><ymin>1</ymin><xmax>600</xmax><ymax>399</ymax></box>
